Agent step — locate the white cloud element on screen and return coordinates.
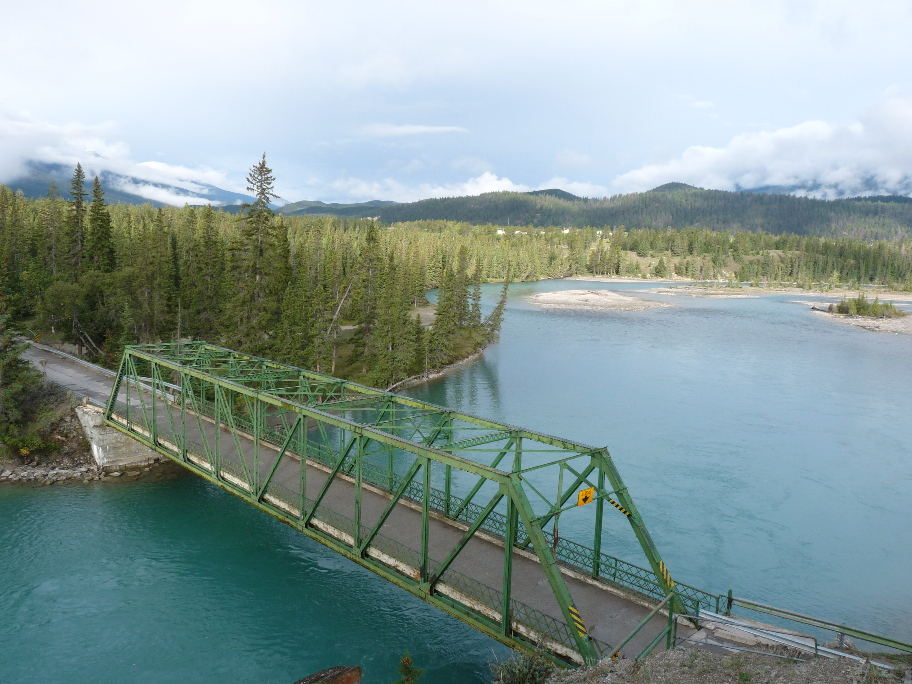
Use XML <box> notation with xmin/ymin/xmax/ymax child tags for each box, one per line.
<box><xmin>360</xmin><ymin>123</ymin><xmax>469</xmax><ymax>137</ymax></box>
<box><xmin>536</xmin><ymin>177</ymin><xmax>609</xmax><ymax>198</ymax></box>
<box><xmin>613</xmin><ymin>96</ymin><xmax>912</xmax><ymax>198</ymax></box>
<box><xmin>112</xmin><ymin>181</ymin><xmax>216</xmax><ymax>206</ymax></box>
<box><xmin>325</xmin><ymin>172</ymin><xmax>606</xmax><ymax>203</ymax></box>
<box><xmin>0</xmin><ymin>110</ymin><xmax>243</xmax><ymax>204</ymax></box>
<box><xmin>330</xmin><ymin>171</ymin><xmax>527</xmax><ymax>202</ymax></box>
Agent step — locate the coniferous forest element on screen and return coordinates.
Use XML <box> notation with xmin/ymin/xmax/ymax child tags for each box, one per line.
<box><xmin>1</xmin><ymin>158</ymin><xmax>912</xmax><ymax>393</ymax></box>
<box><xmin>368</xmin><ymin>184</ymin><xmax>912</xmax><ymax>241</ymax></box>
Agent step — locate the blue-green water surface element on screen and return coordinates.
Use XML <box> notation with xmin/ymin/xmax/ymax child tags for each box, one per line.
<box><xmin>2</xmin><ymin>281</ymin><xmax>911</xmax><ymax>682</ymax></box>
<box><xmin>408</xmin><ymin>282</ymin><xmax>912</xmax><ymax>642</ymax></box>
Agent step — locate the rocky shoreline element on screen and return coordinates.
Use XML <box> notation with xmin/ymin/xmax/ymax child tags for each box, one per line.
<box><xmin>0</xmin><ymin>404</ymin><xmax>180</xmax><ymax>486</ymax></box>
<box><xmin>0</xmin><ymin>460</ymin><xmax>179</xmax><ymax>485</ymax></box>
<box><xmin>2</xmin><ymin>462</ymin><xmax>103</xmax><ymax>484</ymax></box>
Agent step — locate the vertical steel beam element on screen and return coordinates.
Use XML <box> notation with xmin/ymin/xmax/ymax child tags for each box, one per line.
<box><xmin>593</xmin><ymin>466</ymin><xmax>606</xmax><ymax>578</ymax></box>
<box><xmin>502</xmin><ymin>488</ymin><xmax>517</xmax><ymax>636</ymax></box>
<box><xmin>253</xmin><ymin>397</ymin><xmax>262</xmax><ymax>493</ymax></box>
<box><xmin>212</xmin><ymin>382</ymin><xmax>222</xmax><ymax>476</ymax></box>
<box><xmin>444</xmin><ymin>464</ymin><xmax>452</xmax><ymax>517</ymax></box>
<box><xmin>509</xmin><ymin>474</ymin><xmax>600</xmax><ymax>665</ymax></box>
<box><xmin>354</xmin><ymin>435</ymin><xmax>364</xmax><ymax>550</ymax></box>
<box><xmin>180</xmin><ymin>372</ymin><xmax>188</xmax><ymax>461</ymax></box>
<box><xmin>421</xmin><ymin>457</ymin><xmax>430</xmax><ymax>582</ymax></box>
<box><xmin>150</xmin><ymin>360</ymin><xmax>158</xmax><ymax>446</ymax></box>
<box><xmin>298</xmin><ymin>417</ymin><xmax>307</xmax><ymax>517</ymax></box>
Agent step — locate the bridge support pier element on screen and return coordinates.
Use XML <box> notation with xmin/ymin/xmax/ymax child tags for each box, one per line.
<box><xmin>75</xmin><ymin>403</ymin><xmax>160</xmax><ymax>471</ymax></box>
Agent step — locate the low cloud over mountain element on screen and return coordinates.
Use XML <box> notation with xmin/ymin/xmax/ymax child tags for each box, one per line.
<box><xmin>0</xmin><ymin>109</ymin><xmax>246</xmax><ymax>206</ymax></box>
<box><xmin>613</xmin><ymin>95</ymin><xmax>912</xmax><ymax>199</ymax></box>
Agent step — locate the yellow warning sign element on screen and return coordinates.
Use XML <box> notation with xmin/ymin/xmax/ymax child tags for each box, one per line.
<box><xmin>576</xmin><ymin>487</ymin><xmax>595</xmax><ymax>506</ymax></box>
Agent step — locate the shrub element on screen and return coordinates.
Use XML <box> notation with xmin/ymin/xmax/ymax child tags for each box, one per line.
<box><xmin>490</xmin><ymin>650</ymin><xmax>555</xmax><ymax>684</ymax></box>
<box><xmin>392</xmin><ymin>652</ymin><xmax>423</xmax><ymax>684</ymax></box>
<box><xmin>828</xmin><ymin>293</ymin><xmax>908</xmax><ymax>318</ymax></box>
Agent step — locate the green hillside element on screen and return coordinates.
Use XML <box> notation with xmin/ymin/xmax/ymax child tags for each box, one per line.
<box><xmin>372</xmin><ymin>185</ymin><xmax>912</xmax><ymax>240</ymax></box>
<box><xmin>278</xmin><ymin>198</ymin><xmax>397</xmax><ymax>217</ymax></box>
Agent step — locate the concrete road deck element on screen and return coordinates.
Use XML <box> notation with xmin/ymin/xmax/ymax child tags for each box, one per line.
<box><xmin>29</xmin><ymin>345</ymin><xmax>697</xmax><ymax>662</ymax></box>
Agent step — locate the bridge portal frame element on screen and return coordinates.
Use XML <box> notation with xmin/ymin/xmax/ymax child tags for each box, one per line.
<box><xmin>104</xmin><ymin>342</ymin><xmax>691</xmax><ymax>666</ymax></box>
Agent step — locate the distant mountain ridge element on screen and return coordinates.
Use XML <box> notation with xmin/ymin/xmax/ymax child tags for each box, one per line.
<box><xmin>5</xmin><ymin>161</ymin><xmax>254</xmax><ymax>208</ymax></box>
<box><xmin>278</xmin><ymin>198</ymin><xmax>398</xmax><ymax>217</ymax></box>
<box><xmin>367</xmin><ymin>185</ymin><xmax>912</xmax><ymax>240</ymax></box>
<box><xmin>6</xmin><ymin>162</ymin><xmax>912</xmax><ymax>240</ymax></box>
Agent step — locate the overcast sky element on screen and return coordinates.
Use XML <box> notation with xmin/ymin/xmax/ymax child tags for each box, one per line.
<box><xmin>3</xmin><ymin>0</ymin><xmax>912</xmax><ymax>204</ymax></box>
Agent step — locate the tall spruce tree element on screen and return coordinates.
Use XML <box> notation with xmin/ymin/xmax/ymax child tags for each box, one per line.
<box><xmin>183</xmin><ymin>205</ymin><xmax>224</xmax><ymax>340</ymax></box>
<box><xmin>66</xmin><ymin>164</ymin><xmax>87</xmax><ymax>279</ymax></box>
<box><xmin>225</xmin><ymin>154</ymin><xmax>289</xmax><ymax>354</ymax></box>
<box><xmin>85</xmin><ymin>176</ymin><xmax>116</xmax><ymax>272</ymax></box>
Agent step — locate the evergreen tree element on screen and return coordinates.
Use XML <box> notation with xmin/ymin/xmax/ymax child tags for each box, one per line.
<box><xmin>85</xmin><ymin>176</ymin><xmax>116</xmax><ymax>272</ymax></box>
<box><xmin>183</xmin><ymin>206</ymin><xmax>225</xmax><ymax>340</ymax></box>
<box><xmin>66</xmin><ymin>163</ymin><xmax>87</xmax><ymax>279</ymax></box>
<box><xmin>225</xmin><ymin>154</ymin><xmax>289</xmax><ymax>353</ymax></box>
<box><xmin>0</xmin><ymin>300</ymin><xmax>43</xmax><ymax>455</ymax></box>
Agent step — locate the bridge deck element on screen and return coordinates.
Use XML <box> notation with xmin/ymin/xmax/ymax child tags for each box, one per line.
<box><xmin>29</xmin><ymin>345</ymin><xmax>700</xmax><ymax>663</ymax></box>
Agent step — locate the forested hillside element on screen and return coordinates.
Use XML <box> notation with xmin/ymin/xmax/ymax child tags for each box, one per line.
<box><xmin>2</xmin><ymin>164</ymin><xmax>911</xmax><ymax>392</ymax></box>
<box><xmin>0</xmin><ymin>162</ymin><xmax>514</xmax><ymax>389</ymax></box>
<box><xmin>372</xmin><ymin>184</ymin><xmax>912</xmax><ymax>240</ymax></box>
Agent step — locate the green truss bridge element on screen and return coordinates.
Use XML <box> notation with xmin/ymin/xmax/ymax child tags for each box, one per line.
<box><xmin>103</xmin><ymin>341</ymin><xmax>720</xmax><ymax>666</ymax></box>
<box><xmin>21</xmin><ymin>339</ymin><xmax>909</xmax><ymax>668</ymax></box>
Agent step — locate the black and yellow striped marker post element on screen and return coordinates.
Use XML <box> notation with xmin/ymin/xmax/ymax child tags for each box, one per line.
<box><xmin>568</xmin><ymin>605</ymin><xmax>588</xmax><ymax>638</ymax></box>
<box><xmin>606</xmin><ymin>497</ymin><xmax>631</xmax><ymax>517</ymax></box>
<box><xmin>658</xmin><ymin>560</ymin><xmax>675</xmax><ymax>588</ymax></box>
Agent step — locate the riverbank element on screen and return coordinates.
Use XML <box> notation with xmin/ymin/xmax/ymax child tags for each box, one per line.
<box><xmin>386</xmin><ymin>348</ymin><xmax>485</xmax><ymax>391</ymax></box>
<box><xmin>0</xmin><ymin>404</ymin><xmax>178</xmax><ymax>485</ymax></box>
<box><xmin>637</xmin><ymin>283</ymin><xmax>912</xmax><ymax>334</ymax></box>
<box><xmin>547</xmin><ymin>648</ymin><xmax>909</xmax><ymax>684</ymax></box>
<box><xmin>810</xmin><ymin>309</ymin><xmax>912</xmax><ymax>335</ymax></box>
<box><xmin>642</xmin><ymin>283</ymin><xmax>912</xmax><ymax>301</ymax></box>
<box><xmin>0</xmin><ymin>454</ymin><xmax>184</xmax><ymax>485</ymax></box>
<box><xmin>528</xmin><ymin>289</ymin><xmax>671</xmax><ymax>312</ymax></box>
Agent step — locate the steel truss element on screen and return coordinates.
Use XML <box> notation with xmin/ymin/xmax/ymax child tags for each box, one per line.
<box><xmin>105</xmin><ymin>341</ymin><xmax>715</xmax><ymax>665</ymax></box>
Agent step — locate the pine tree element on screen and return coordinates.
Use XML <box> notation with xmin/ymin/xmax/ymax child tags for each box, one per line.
<box><xmin>85</xmin><ymin>176</ymin><xmax>116</xmax><ymax>272</ymax></box>
<box><xmin>183</xmin><ymin>205</ymin><xmax>225</xmax><ymax>340</ymax></box>
<box><xmin>0</xmin><ymin>298</ymin><xmax>42</xmax><ymax>454</ymax></box>
<box><xmin>66</xmin><ymin>163</ymin><xmax>87</xmax><ymax>279</ymax></box>
<box><xmin>483</xmin><ymin>279</ymin><xmax>510</xmax><ymax>342</ymax></box>
<box><xmin>225</xmin><ymin>154</ymin><xmax>289</xmax><ymax>354</ymax></box>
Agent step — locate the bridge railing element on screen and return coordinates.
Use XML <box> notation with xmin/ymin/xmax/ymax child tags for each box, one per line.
<box><xmin>106</xmin><ymin>343</ymin><xmax>706</xmax><ymax>666</ymax></box>
<box><xmin>111</xmin><ymin>384</ymin><xmax>719</xmax><ymax>617</ymax></box>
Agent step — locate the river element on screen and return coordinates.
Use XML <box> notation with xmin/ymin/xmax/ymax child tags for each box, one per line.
<box><xmin>2</xmin><ymin>280</ymin><xmax>910</xmax><ymax>683</ymax></box>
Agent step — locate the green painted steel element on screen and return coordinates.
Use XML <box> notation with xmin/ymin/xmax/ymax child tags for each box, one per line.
<box><xmin>104</xmin><ymin>341</ymin><xmax>704</xmax><ymax>666</ymax></box>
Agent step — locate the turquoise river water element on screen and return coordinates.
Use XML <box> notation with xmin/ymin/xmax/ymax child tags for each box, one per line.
<box><xmin>2</xmin><ymin>280</ymin><xmax>910</xmax><ymax>683</ymax></box>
